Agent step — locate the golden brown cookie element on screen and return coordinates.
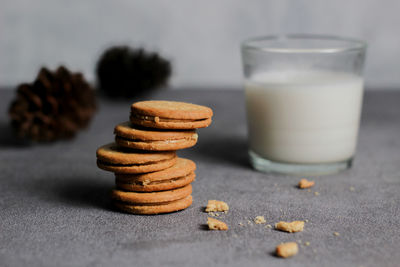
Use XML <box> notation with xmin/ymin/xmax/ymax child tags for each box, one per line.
<box><xmin>130</xmin><ymin>100</ymin><xmax>213</xmax><ymax>129</ymax></box>
<box><xmin>275</xmin><ymin>242</ymin><xmax>299</xmax><ymax>258</ymax></box>
<box><xmin>113</xmin><ymin>195</ymin><xmax>193</xmax><ymax>215</ymax></box>
<box><xmin>96</xmin><ymin>142</ymin><xmax>176</xmax><ymax>174</ymax></box>
<box><xmin>111</xmin><ymin>184</ymin><xmax>192</xmax><ymax>204</ymax></box>
<box><xmin>298</xmin><ymin>178</ymin><xmax>315</xmax><ymax>189</ymax></box>
<box><xmin>116</xmin><ymin>172</ymin><xmax>195</xmax><ymax>192</ymax></box>
<box><xmin>205</xmin><ymin>200</ymin><xmax>229</xmax><ymax>212</ymax></box>
<box><xmin>114</xmin><ymin>121</ymin><xmax>198</xmax><ymax>151</ymax></box>
<box><xmin>275</xmin><ymin>221</ymin><xmax>305</xmax><ymax>233</ymax></box>
<box><xmin>207</xmin><ymin>217</ymin><xmax>228</xmax><ymax>230</ymax></box>
<box><xmin>115</xmin><ymin>157</ymin><xmax>196</xmax><ymax>192</ymax></box>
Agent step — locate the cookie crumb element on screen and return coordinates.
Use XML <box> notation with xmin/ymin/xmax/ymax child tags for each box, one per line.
<box><xmin>305</xmin><ymin>241</ymin><xmax>310</xmax><ymax>246</ymax></box>
<box><xmin>275</xmin><ymin>242</ymin><xmax>298</xmax><ymax>258</ymax></box>
<box><xmin>333</xmin><ymin>232</ymin><xmax>340</xmax><ymax>236</ymax></box>
<box><xmin>314</xmin><ymin>191</ymin><xmax>320</xmax><ymax>196</ymax></box>
<box><xmin>265</xmin><ymin>224</ymin><xmax>272</xmax><ymax>229</ymax></box>
<box><xmin>207</xmin><ymin>217</ymin><xmax>228</xmax><ymax>231</ymax></box>
<box><xmin>214</xmin><ymin>213</ymin><xmax>220</xmax><ymax>217</ymax></box>
<box><xmin>305</xmin><ymin>219</ymin><xmax>309</xmax><ymax>223</ymax></box>
<box><xmin>275</xmin><ymin>221</ymin><xmax>305</xmax><ymax>233</ymax></box>
<box><xmin>205</xmin><ymin>200</ymin><xmax>229</xmax><ymax>212</ymax></box>
<box><xmin>247</xmin><ymin>220</ymin><xmax>252</xmax><ymax>225</ymax></box>
<box><xmin>238</xmin><ymin>222</ymin><xmax>244</xmax><ymax>226</ymax></box>
<box><xmin>298</xmin><ymin>178</ymin><xmax>315</xmax><ymax>189</ymax></box>
<box><xmin>254</xmin><ymin>216</ymin><xmax>266</xmax><ymax>224</ymax></box>
<box><xmin>349</xmin><ymin>186</ymin><xmax>355</xmax><ymax>191</ymax></box>
<box><xmin>208</xmin><ymin>212</ymin><xmax>215</xmax><ymax>217</ymax></box>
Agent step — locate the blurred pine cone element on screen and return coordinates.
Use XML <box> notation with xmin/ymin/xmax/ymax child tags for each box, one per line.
<box><xmin>96</xmin><ymin>46</ymin><xmax>171</xmax><ymax>98</ymax></box>
<box><xmin>8</xmin><ymin>66</ymin><xmax>97</xmax><ymax>142</ymax></box>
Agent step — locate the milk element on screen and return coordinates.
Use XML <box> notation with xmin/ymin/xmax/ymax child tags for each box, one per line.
<box><xmin>245</xmin><ymin>71</ymin><xmax>363</xmax><ymax>164</ymax></box>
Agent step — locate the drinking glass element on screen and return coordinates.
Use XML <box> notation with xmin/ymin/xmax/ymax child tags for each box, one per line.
<box><xmin>241</xmin><ymin>34</ymin><xmax>367</xmax><ymax>175</ymax></box>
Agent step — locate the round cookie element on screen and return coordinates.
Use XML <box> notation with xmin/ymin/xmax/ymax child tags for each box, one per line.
<box><xmin>114</xmin><ymin>122</ymin><xmax>198</xmax><ymax>151</ymax></box>
<box><xmin>115</xmin><ymin>158</ymin><xmax>196</xmax><ymax>191</ymax></box>
<box><xmin>97</xmin><ymin>158</ymin><xmax>176</xmax><ymax>174</ymax></box>
<box><xmin>116</xmin><ymin>172</ymin><xmax>195</xmax><ymax>192</ymax></box>
<box><xmin>113</xmin><ymin>195</ymin><xmax>193</xmax><ymax>215</ymax></box>
<box><xmin>130</xmin><ymin>100</ymin><xmax>213</xmax><ymax>129</ymax></box>
<box><xmin>96</xmin><ymin>142</ymin><xmax>176</xmax><ymax>174</ymax></box>
<box><xmin>116</xmin><ymin>157</ymin><xmax>196</xmax><ymax>184</ymax></box>
<box><xmin>111</xmin><ymin>184</ymin><xmax>192</xmax><ymax>204</ymax></box>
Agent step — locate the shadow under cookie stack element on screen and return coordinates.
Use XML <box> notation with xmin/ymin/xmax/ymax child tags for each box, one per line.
<box><xmin>96</xmin><ymin>100</ymin><xmax>213</xmax><ymax>215</ymax></box>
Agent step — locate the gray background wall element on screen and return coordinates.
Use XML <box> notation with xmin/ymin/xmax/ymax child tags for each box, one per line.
<box><xmin>1</xmin><ymin>0</ymin><xmax>399</xmax><ymax>89</ymax></box>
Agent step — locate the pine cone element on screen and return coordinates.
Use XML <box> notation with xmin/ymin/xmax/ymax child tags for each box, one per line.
<box><xmin>8</xmin><ymin>66</ymin><xmax>97</xmax><ymax>142</ymax></box>
<box><xmin>96</xmin><ymin>46</ymin><xmax>172</xmax><ymax>98</ymax></box>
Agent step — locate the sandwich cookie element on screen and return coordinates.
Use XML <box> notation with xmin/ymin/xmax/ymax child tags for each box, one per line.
<box><xmin>114</xmin><ymin>121</ymin><xmax>198</xmax><ymax>151</ymax></box>
<box><xmin>96</xmin><ymin>142</ymin><xmax>176</xmax><ymax>174</ymax></box>
<box><xmin>112</xmin><ymin>184</ymin><xmax>192</xmax><ymax>204</ymax></box>
<box><xmin>114</xmin><ymin>195</ymin><xmax>192</xmax><ymax>215</ymax></box>
<box><xmin>112</xmin><ymin>184</ymin><xmax>193</xmax><ymax>215</ymax></box>
<box><xmin>130</xmin><ymin>100</ymin><xmax>213</xmax><ymax>129</ymax></box>
<box><xmin>115</xmin><ymin>157</ymin><xmax>196</xmax><ymax>192</ymax></box>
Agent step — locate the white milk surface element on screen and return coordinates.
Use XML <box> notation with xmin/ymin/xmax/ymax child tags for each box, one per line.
<box><xmin>245</xmin><ymin>71</ymin><xmax>364</xmax><ymax>164</ymax></box>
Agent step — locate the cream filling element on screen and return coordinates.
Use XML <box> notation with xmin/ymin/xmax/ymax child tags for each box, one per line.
<box><xmin>97</xmin><ymin>158</ymin><xmax>172</xmax><ymax>167</ymax></box>
<box><xmin>117</xmin><ymin>173</ymin><xmax>192</xmax><ymax>186</ymax></box>
<box><xmin>116</xmin><ymin>135</ymin><xmax>197</xmax><ymax>144</ymax></box>
<box><xmin>113</xmin><ymin>196</ymin><xmax>190</xmax><ymax>206</ymax></box>
<box><xmin>132</xmin><ymin>113</ymin><xmax>207</xmax><ymax>123</ymax></box>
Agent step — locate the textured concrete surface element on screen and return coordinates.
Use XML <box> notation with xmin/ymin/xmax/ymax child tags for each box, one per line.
<box><xmin>0</xmin><ymin>89</ymin><xmax>399</xmax><ymax>267</ymax></box>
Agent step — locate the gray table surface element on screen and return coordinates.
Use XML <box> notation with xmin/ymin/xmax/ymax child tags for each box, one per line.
<box><xmin>0</xmin><ymin>89</ymin><xmax>399</xmax><ymax>267</ymax></box>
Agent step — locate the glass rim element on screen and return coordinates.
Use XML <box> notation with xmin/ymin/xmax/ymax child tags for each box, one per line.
<box><xmin>241</xmin><ymin>34</ymin><xmax>367</xmax><ymax>54</ymax></box>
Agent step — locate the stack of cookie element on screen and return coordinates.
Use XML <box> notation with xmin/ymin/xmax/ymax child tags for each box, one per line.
<box><xmin>96</xmin><ymin>100</ymin><xmax>213</xmax><ymax>215</ymax></box>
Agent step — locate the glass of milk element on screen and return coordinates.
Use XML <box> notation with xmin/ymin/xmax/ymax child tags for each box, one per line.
<box><xmin>241</xmin><ymin>34</ymin><xmax>367</xmax><ymax>175</ymax></box>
